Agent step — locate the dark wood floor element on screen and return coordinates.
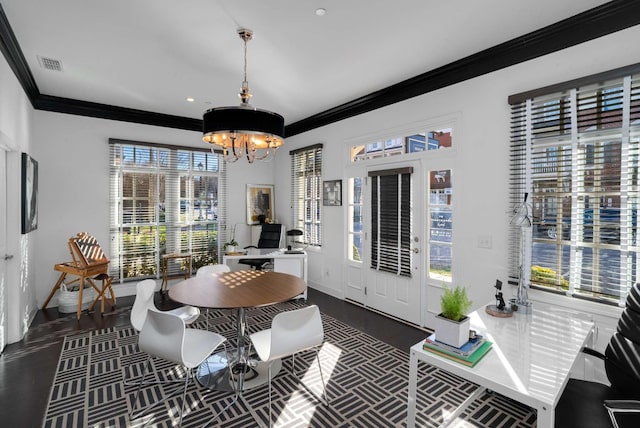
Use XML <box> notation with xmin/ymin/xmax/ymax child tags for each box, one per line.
<box><xmin>0</xmin><ymin>287</ymin><xmax>427</xmax><ymax>427</ymax></box>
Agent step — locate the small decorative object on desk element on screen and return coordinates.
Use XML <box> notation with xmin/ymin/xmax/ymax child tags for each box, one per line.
<box><xmin>485</xmin><ymin>279</ymin><xmax>514</xmax><ymax>317</ymax></box>
<box><xmin>434</xmin><ymin>285</ymin><xmax>473</xmax><ymax>348</ymax></box>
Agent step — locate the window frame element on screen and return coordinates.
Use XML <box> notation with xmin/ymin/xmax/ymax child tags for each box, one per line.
<box><xmin>109</xmin><ymin>139</ymin><xmax>226</xmax><ymax>282</ymax></box>
<box><xmin>290</xmin><ymin>144</ymin><xmax>323</xmax><ymax>247</ymax></box>
<box><xmin>509</xmin><ymin>63</ymin><xmax>640</xmax><ymax>306</ymax></box>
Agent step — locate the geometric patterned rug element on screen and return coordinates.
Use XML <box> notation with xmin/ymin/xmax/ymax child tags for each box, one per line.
<box><xmin>42</xmin><ymin>300</ymin><xmax>537</xmax><ymax>427</ymax></box>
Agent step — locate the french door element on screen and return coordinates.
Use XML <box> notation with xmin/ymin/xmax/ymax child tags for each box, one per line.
<box><xmin>361</xmin><ymin>161</ymin><xmax>423</xmax><ymax>324</ymax></box>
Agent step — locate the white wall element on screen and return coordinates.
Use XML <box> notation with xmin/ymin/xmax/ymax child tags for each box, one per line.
<box><xmin>277</xmin><ymin>25</ymin><xmax>640</xmax><ymax>347</ymax></box>
<box><xmin>31</xmin><ymin>111</ymin><xmax>273</xmax><ymax>305</ymax></box>
<box><xmin>0</xmin><ymin>49</ymin><xmax>37</xmax><ymax>344</ymax></box>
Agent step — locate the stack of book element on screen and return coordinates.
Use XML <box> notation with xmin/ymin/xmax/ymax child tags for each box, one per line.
<box><xmin>422</xmin><ymin>333</ymin><xmax>493</xmax><ymax>367</ymax></box>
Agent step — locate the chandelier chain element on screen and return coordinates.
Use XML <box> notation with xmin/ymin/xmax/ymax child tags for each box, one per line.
<box><xmin>238</xmin><ymin>28</ymin><xmax>253</xmax><ymax>105</ymax></box>
<box><xmin>243</xmin><ymin>33</ymin><xmax>248</xmax><ymax>86</ymax></box>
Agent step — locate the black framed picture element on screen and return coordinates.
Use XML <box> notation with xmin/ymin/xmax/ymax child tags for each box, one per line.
<box><xmin>21</xmin><ymin>152</ymin><xmax>38</xmax><ymax>234</ymax></box>
<box><xmin>323</xmin><ymin>179</ymin><xmax>342</xmax><ymax>206</ymax></box>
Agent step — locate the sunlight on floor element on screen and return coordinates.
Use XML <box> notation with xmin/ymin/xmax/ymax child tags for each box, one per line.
<box><xmin>276</xmin><ymin>341</ymin><xmax>341</xmax><ymax>426</ymax></box>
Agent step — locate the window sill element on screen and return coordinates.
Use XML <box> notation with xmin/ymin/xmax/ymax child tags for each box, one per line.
<box><xmin>527</xmin><ymin>287</ymin><xmax>623</xmax><ymax>320</ymax></box>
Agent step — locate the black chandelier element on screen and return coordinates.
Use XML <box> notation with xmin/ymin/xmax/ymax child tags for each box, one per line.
<box><xmin>202</xmin><ymin>29</ymin><xmax>285</xmax><ymax>163</ymax></box>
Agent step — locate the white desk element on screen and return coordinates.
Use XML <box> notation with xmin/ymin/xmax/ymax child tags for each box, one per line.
<box><xmin>406</xmin><ymin>302</ymin><xmax>594</xmax><ymax>428</ymax></box>
<box><xmin>223</xmin><ymin>249</ymin><xmax>308</xmax><ymax>299</ymax></box>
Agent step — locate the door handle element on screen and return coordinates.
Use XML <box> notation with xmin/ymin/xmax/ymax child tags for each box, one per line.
<box><xmin>413</xmin><ymin>248</ymin><xmax>419</xmax><ymax>254</ymax></box>
<box><xmin>4</xmin><ymin>254</ymin><xmax>14</xmax><ymax>260</ymax></box>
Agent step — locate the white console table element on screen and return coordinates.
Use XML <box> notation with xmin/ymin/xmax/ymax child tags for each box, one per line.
<box><xmin>223</xmin><ymin>249</ymin><xmax>308</xmax><ymax>299</ymax></box>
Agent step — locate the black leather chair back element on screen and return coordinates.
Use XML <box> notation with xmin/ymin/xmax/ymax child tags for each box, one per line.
<box><xmin>257</xmin><ymin>224</ymin><xmax>282</xmax><ymax>248</ymax></box>
<box><xmin>605</xmin><ymin>283</ymin><xmax>640</xmax><ymax>394</ymax></box>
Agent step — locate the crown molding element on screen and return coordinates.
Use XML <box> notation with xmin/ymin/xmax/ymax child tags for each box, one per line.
<box><xmin>0</xmin><ymin>4</ymin><xmax>38</xmax><ymax>100</ymax></box>
<box><xmin>2</xmin><ymin>2</ymin><xmax>639</xmax><ymax>137</ymax></box>
<box><xmin>34</xmin><ymin>94</ymin><xmax>202</xmax><ymax>131</ymax></box>
<box><xmin>285</xmin><ymin>1</ymin><xmax>640</xmax><ymax>136</ymax></box>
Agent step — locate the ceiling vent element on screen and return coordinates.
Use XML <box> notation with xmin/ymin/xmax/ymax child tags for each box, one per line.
<box><xmin>37</xmin><ymin>56</ymin><xmax>63</xmax><ymax>72</ymax></box>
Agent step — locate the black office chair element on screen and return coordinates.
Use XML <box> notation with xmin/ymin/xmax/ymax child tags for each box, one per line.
<box><xmin>238</xmin><ymin>223</ymin><xmax>283</xmax><ymax>270</ymax></box>
<box><xmin>555</xmin><ymin>283</ymin><xmax>640</xmax><ymax>428</ymax></box>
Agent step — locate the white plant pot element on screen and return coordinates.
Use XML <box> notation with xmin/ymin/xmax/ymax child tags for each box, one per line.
<box><xmin>226</xmin><ymin>245</ymin><xmax>236</xmax><ymax>253</ymax></box>
<box><xmin>434</xmin><ymin>313</ymin><xmax>471</xmax><ymax>348</ymax></box>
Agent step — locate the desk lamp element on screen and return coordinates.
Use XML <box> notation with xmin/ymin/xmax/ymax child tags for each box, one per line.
<box><xmin>510</xmin><ymin>193</ymin><xmax>533</xmax><ymax>314</ymax></box>
<box><xmin>286</xmin><ymin>229</ymin><xmax>304</xmax><ymax>251</ymax></box>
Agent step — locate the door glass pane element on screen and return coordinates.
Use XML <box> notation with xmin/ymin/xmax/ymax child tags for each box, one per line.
<box><xmin>370</xmin><ymin>171</ymin><xmax>412</xmax><ymax>277</ymax></box>
<box><xmin>348</xmin><ymin>177</ymin><xmax>364</xmax><ymax>261</ymax></box>
<box><xmin>427</xmin><ymin>128</ymin><xmax>453</xmax><ymax>151</ymax></box>
<box><xmin>429</xmin><ymin>169</ymin><xmax>452</xmax><ymax>282</ymax></box>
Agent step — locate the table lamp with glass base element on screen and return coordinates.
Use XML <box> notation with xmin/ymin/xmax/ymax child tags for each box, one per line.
<box><xmin>286</xmin><ymin>229</ymin><xmax>304</xmax><ymax>252</ymax></box>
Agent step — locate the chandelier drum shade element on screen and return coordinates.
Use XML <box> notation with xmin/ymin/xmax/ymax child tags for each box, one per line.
<box><xmin>202</xmin><ymin>28</ymin><xmax>285</xmax><ymax>163</ymax></box>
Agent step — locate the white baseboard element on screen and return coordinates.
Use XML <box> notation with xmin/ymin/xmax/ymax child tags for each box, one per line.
<box><xmin>308</xmin><ymin>281</ymin><xmax>344</xmax><ymax>300</ymax></box>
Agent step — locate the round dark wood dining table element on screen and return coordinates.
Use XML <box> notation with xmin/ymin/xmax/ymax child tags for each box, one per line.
<box><xmin>168</xmin><ymin>270</ymin><xmax>306</xmax><ymax>391</ymax></box>
<box><xmin>169</xmin><ymin>270</ymin><xmax>305</xmax><ymax>310</ymax></box>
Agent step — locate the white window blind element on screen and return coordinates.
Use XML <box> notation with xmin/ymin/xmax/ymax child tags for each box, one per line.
<box><xmin>369</xmin><ymin>167</ymin><xmax>413</xmax><ymax>277</ymax></box>
<box><xmin>509</xmin><ymin>65</ymin><xmax>640</xmax><ymax>305</ymax></box>
<box><xmin>109</xmin><ymin>139</ymin><xmax>226</xmax><ymax>281</ymax></box>
<box><xmin>290</xmin><ymin>144</ymin><xmax>323</xmax><ymax>247</ymax></box>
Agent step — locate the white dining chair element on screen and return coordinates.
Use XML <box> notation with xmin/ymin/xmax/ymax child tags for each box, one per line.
<box><xmin>248</xmin><ymin>305</ymin><xmax>329</xmax><ymax>426</ymax></box>
<box><xmin>131</xmin><ymin>279</ymin><xmax>200</xmax><ymax>331</ymax></box>
<box><xmin>125</xmin><ymin>279</ymin><xmax>200</xmax><ymax>385</ymax></box>
<box><xmin>130</xmin><ymin>309</ymin><xmax>227</xmax><ymax>427</ymax></box>
<box><xmin>196</xmin><ymin>263</ymin><xmax>230</xmax><ymax>277</ymax></box>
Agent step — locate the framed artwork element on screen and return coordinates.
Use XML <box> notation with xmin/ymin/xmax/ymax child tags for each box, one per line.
<box><xmin>21</xmin><ymin>152</ymin><xmax>39</xmax><ymax>234</ymax></box>
<box><xmin>323</xmin><ymin>179</ymin><xmax>342</xmax><ymax>206</ymax></box>
<box><xmin>246</xmin><ymin>184</ymin><xmax>275</xmax><ymax>224</ymax></box>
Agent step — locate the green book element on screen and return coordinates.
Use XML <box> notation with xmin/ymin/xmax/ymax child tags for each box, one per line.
<box><xmin>422</xmin><ymin>339</ymin><xmax>493</xmax><ymax>367</ymax></box>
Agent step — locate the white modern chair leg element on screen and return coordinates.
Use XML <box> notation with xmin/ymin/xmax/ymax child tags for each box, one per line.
<box><xmin>314</xmin><ymin>349</ymin><xmax>329</xmax><ymax>405</ymax></box>
<box><xmin>178</xmin><ymin>371</ymin><xmax>190</xmax><ymax>427</ymax></box>
<box><xmin>268</xmin><ymin>364</ymin><xmax>273</xmax><ymax>427</ymax></box>
<box><xmin>129</xmin><ymin>357</ymin><xmax>188</xmax><ymax>420</ymax></box>
<box><xmin>289</xmin><ymin>349</ymin><xmax>329</xmax><ymax>405</ymax></box>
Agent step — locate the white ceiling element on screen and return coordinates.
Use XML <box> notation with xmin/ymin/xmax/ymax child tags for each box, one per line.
<box><xmin>1</xmin><ymin>0</ymin><xmax>610</xmax><ymax>125</ymax></box>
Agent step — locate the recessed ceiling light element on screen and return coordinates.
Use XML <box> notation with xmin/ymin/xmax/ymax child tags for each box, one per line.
<box><xmin>186</xmin><ymin>97</ymin><xmax>195</xmax><ymax>102</ymax></box>
<box><xmin>315</xmin><ymin>8</ymin><xmax>326</xmax><ymax>16</ymax></box>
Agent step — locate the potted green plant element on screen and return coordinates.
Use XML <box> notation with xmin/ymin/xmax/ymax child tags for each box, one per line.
<box><xmin>434</xmin><ymin>285</ymin><xmax>473</xmax><ymax>348</ymax></box>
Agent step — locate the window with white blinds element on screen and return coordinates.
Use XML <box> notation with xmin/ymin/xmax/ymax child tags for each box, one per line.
<box><xmin>509</xmin><ymin>64</ymin><xmax>640</xmax><ymax>305</ymax></box>
<box><xmin>369</xmin><ymin>168</ymin><xmax>412</xmax><ymax>277</ymax></box>
<box><xmin>109</xmin><ymin>139</ymin><xmax>226</xmax><ymax>281</ymax></box>
<box><xmin>290</xmin><ymin>144</ymin><xmax>323</xmax><ymax>247</ymax></box>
